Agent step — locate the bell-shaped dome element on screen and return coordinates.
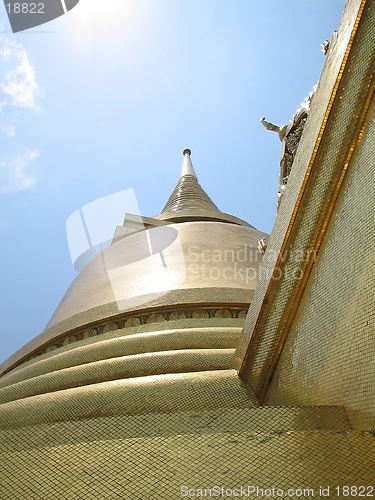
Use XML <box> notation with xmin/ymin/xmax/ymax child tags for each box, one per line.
<box><xmin>0</xmin><ymin>149</ymin><xmax>266</xmax><ymax>381</ymax></box>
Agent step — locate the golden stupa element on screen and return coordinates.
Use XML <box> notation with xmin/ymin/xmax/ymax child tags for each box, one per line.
<box><xmin>0</xmin><ymin>149</ymin><xmax>266</xmax><ymax>423</ymax></box>
<box><xmin>1</xmin><ymin>0</ymin><xmax>374</xmax><ymax>497</ymax></box>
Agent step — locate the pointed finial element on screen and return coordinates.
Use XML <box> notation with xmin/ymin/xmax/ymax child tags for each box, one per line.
<box><xmin>180</xmin><ymin>148</ymin><xmax>196</xmax><ymax>178</ymax></box>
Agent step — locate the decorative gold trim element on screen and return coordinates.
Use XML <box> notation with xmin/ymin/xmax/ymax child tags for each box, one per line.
<box><xmin>5</xmin><ymin>304</ymin><xmax>249</xmax><ymax>374</ymax></box>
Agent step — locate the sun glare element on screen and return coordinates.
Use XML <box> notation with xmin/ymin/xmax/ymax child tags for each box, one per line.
<box><xmin>67</xmin><ymin>0</ymin><xmax>140</xmax><ymax>41</ymax></box>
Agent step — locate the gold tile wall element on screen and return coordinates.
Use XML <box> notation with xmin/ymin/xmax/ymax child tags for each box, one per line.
<box><xmin>264</xmin><ymin>96</ymin><xmax>375</xmax><ymax>430</ymax></box>
<box><xmin>1</xmin><ymin>408</ymin><xmax>374</xmax><ymax>499</ymax></box>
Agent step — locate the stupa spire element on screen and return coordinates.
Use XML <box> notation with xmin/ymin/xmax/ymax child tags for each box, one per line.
<box><xmin>159</xmin><ymin>149</ymin><xmax>220</xmax><ymax>219</ymax></box>
<box><xmin>156</xmin><ymin>149</ymin><xmax>253</xmax><ymax>227</ymax></box>
<box><xmin>179</xmin><ymin>149</ymin><xmax>196</xmax><ymax>178</ymax></box>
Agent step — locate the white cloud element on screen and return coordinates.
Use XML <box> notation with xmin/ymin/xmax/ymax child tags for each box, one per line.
<box><xmin>0</xmin><ymin>149</ymin><xmax>40</xmax><ymax>193</ymax></box>
<box><xmin>0</xmin><ymin>39</ymin><xmax>42</xmax><ymax>192</ymax></box>
<box><xmin>0</xmin><ymin>39</ymin><xmax>41</xmax><ymax>110</ymax></box>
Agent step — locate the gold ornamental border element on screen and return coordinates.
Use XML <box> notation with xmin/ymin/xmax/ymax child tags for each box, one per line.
<box><xmin>2</xmin><ymin>302</ymin><xmax>249</xmax><ymax>376</ymax></box>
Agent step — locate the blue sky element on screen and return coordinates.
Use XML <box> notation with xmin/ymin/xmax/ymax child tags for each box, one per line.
<box><xmin>0</xmin><ymin>0</ymin><xmax>345</xmax><ymax>363</ymax></box>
